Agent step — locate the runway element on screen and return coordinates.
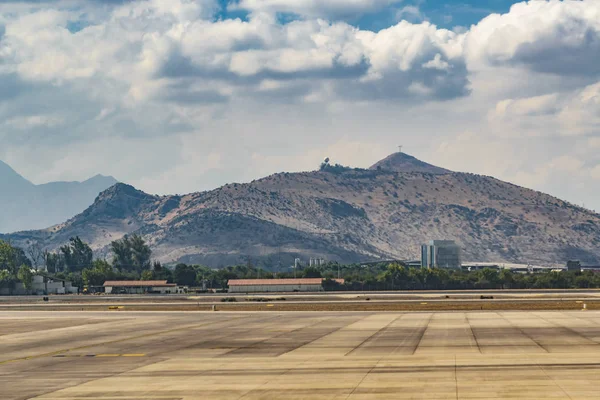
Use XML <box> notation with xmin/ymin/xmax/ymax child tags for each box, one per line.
<box><xmin>1</xmin><ymin>310</ymin><xmax>600</xmax><ymax>399</ymax></box>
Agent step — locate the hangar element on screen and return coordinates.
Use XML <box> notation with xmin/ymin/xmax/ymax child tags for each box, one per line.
<box><xmin>103</xmin><ymin>280</ymin><xmax>181</xmax><ymax>294</ymax></box>
<box><xmin>227</xmin><ymin>278</ymin><xmax>344</xmax><ymax>293</ymax></box>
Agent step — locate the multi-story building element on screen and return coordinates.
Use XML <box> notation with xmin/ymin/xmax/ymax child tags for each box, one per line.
<box><xmin>421</xmin><ymin>240</ymin><xmax>462</xmax><ymax>269</ymax></box>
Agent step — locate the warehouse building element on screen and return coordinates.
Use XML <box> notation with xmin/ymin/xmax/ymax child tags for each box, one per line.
<box><xmin>228</xmin><ymin>278</ymin><xmax>344</xmax><ymax>293</ymax></box>
<box><xmin>103</xmin><ymin>280</ymin><xmax>183</xmax><ymax>294</ymax></box>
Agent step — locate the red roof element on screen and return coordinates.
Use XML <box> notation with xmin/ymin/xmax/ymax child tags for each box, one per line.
<box><xmin>228</xmin><ymin>278</ymin><xmax>344</xmax><ymax>286</ymax></box>
<box><xmin>103</xmin><ymin>280</ymin><xmax>177</xmax><ymax>287</ymax></box>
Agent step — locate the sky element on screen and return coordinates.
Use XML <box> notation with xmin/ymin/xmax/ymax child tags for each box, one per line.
<box><xmin>1</xmin><ymin>0</ymin><xmax>600</xmax><ymax>211</ymax></box>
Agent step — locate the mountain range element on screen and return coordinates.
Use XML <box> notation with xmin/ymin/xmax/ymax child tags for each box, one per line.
<box><xmin>4</xmin><ymin>153</ymin><xmax>600</xmax><ymax>267</ymax></box>
<box><xmin>0</xmin><ymin>160</ymin><xmax>117</xmax><ymax>233</ymax></box>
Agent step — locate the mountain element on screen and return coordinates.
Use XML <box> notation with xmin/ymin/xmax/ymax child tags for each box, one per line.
<box><xmin>0</xmin><ymin>160</ymin><xmax>118</xmax><ymax>233</ymax></box>
<box><xmin>370</xmin><ymin>152</ymin><xmax>451</xmax><ymax>174</ymax></box>
<box><xmin>5</xmin><ymin>153</ymin><xmax>600</xmax><ymax>267</ymax></box>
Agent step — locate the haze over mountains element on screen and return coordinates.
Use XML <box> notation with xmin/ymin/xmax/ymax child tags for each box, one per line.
<box><xmin>4</xmin><ymin>153</ymin><xmax>600</xmax><ymax>268</ymax></box>
<box><xmin>0</xmin><ymin>160</ymin><xmax>117</xmax><ymax>233</ymax></box>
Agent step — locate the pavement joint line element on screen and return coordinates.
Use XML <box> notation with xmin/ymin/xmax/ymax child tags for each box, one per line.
<box><xmin>535</xmin><ymin>361</ymin><xmax>575</xmax><ymax>400</ymax></box>
<box><xmin>221</xmin><ymin>315</ymin><xmax>327</xmax><ymax>356</ymax></box>
<box><xmin>411</xmin><ymin>313</ymin><xmax>435</xmax><ymax>355</ymax></box>
<box><xmin>465</xmin><ymin>313</ymin><xmax>482</xmax><ymax>354</ymax></box>
<box><xmin>345</xmin><ymin>314</ymin><xmax>401</xmax><ymax>356</ymax></box>
<box><xmin>188</xmin><ymin>314</ymin><xmax>285</xmax><ymax>353</ymax></box>
<box><xmin>496</xmin><ymin>311</ymin><xmax>550</xmax><ymax>353</ymax></box>
<box><xmin>454</xmin><ymin>355</ymin><xmax>459</xmax><ymax>400</ymax></box>
<box><xmin>0</xmin><ymin>316</ymin><xmax>249</xmax><ymax>365</ymax></box>
<box><xmin>276</xmin><ymin>315</ymin><xmax>365</xmax><ymax>356</ymax></box>
<box><xmin>532</xmin><ymin>311</ymin><xmax>600</xmax><ymax>345</ymax></box>
<box><xmin>343</xmin><ymin>323</ymin><xmax>396</xmax><ymax>400</ymax></box>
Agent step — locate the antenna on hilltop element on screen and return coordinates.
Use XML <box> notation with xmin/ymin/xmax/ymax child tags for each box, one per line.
<box><xmin>398</xmin><ymin>145</ymin><xmax>403</xmax><ymax>153</ymax></box>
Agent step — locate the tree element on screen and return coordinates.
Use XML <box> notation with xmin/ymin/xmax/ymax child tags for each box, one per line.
<box><xmin>26</xmin><ymin>242</ymin><xmax>45</xmax><ymax>271</ymax></box>
<box><xmin>111</xmin><ymin>234</ymin><xmax>151</xmax><ymax>273</ymax></box>
<box><xmin>380</xmin><ymin>263</ymin><xmax>408</xmax><ymax>290</ymax></box>
<box><xmin>44</xmin><ymin>251</ymin><xmax>63</xmax><ymax>273</ymax></box>
<box><xmin>153</xmin><ymin>261</ymin><xmax>173</xmax><ymax>281</ymax></box>
<box><xmin>17</xmin><ymin>265</ymin><xmax>33</xmax><ymax>292</ymax></box>
<box><xmin>130</xmin><ymin>235</ymin><xmax>151</xmax><ymax>271</ymax></box>
<box><xmin>140</xmin><ymin>270</ymin><xmax>154</xmax><ymax>281</ymax></box>
<box><xmin>82</xmin><ymin>259</ymin><xmax>114</xmax><ymax>287</ymax></box>
<box><xmin>0</xmin><ymin>240</ymin><xmax>30</xmax><ymax>274</ymax></box>
<box><xmin>498</xmin><ymin>269</ymin><xmax>514</xmax><ymax>289</ymax></box>
<box><xmin>0</xmin><ymin>240</ymin><xmax>16</xmax><ymax>273</ymax></box>
<box><xmin>302</xmin><ymin>266</ymin><xmax>322</xmax><ymax>278</ymax></box>
<box><xmin>60</xmin><ymin>237</ymin><xmax>93</xmax><ymax>272</ymax></box>
<box><xmin>173</xmin><ymin>263</ymin><xmax>196</xmax><ymax>286</ymax></box>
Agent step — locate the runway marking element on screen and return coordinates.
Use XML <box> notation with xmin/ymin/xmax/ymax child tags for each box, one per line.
<box><xmin>0</xmin><ymin>315</ymin><xmax>249</xmax><ymax>365</ymax></box>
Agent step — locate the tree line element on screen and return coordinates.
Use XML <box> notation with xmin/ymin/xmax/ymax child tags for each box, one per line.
<box><xmin>2</xmin><ymin>236</ymin><xmax>600</xmax><ymax>292</ymax></box>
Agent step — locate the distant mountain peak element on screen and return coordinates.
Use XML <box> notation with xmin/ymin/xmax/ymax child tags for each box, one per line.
<box><xmin>98</xmin><ymin>182</ymin><xmax>150</xmax><ymax>198</ymax></box>
<box><xmin>0</xmin><ymin>159</ymin><xmax>120</xmax><ymax>233</ymax></box>
<box><xmin>0</xmin><ymin>159</ymin><xmax>34</xmax><ymax>188</ymax></box>
<box><xmin>369</xmin><ymin>152</ymin><xmax>451</xmax><ymax>175</ymax></box>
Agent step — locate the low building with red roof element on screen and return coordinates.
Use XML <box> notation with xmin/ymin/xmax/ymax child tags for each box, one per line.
<box><xmin>103</xmin><ymin>280</ymin><xmax>183</xmax><ymax>294</ymax></box>
<box><xmin>227</xmin><ymin>278</ymin><xmax>344</xmax><ymax>293</ymax></box>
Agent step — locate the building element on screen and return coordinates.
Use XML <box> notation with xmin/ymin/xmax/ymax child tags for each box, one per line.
<box><xmin>228</xmin><ymin>278</ymin><xmax>344</xmax><ymax>293</ymax></box>
<box><xmin>461</xmin><ymin>262</ymin><xmax>559</xmax><ymax>274</ymax></box>
<box><xmin>0</xmin><ymin>273</ymin><xmax>78</xmax><ymax>295</ymax></box>
<box><xmin>421</xmin><ymin>240</ymin><xmax>461</xmax><ymax>269</ymax></box>
<box><xmin>566</xmin><ymin>260</ymin><xmax>582</xmax><ymax>272</ymax></box>
<box><xmin>34</xmin><ymin>275</ymin><xmax>79</xmax><ymax>295</ymax></box>
<box><xmin>309</xmin><ymin>258</ymin><xmax>327</xmax><ymax>267</ymax></box>
<box><xmin>103</xmin><ymin>280</ymin><xmax>185</xmax><ymax>294</ymax></box>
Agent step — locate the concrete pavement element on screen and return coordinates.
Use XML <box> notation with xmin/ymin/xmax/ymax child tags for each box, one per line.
<box><xmin>1</xmin><ymin>310</ymin><xmax>599</xmax><ymax>399</ymax></box>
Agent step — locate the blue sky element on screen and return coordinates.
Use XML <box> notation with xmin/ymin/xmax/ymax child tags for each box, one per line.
<box><xmin>213</xmin><ymin>0</ymin><xmax>522</xmax><ymax>30</ymax></box>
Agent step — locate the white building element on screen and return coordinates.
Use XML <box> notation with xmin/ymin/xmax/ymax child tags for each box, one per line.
<box><xmin>103</xmin><ymin>280</ymin><xmax>185</xmax><ymax>294</ymax></box>
<box><xmin>228</xmin><ymin>278</ymin><xmax>344</xmax><ymax>293</ymax></box>
<box><xmin>0</xmin><ymin>274</ymin><xmax>78</xmax><ymax>295</ymax></box>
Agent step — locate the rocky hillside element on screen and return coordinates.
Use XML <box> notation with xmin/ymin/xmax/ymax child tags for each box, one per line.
<box><xmin>5</xmin><ymin>153</ymin><xmax>600</xmax><ymax>267</ymax></box>
<box><xmin>370</xmin><ymin>152</ymin><xmax>450</xmax><ymax>175</ymax></box>
<box><xmin>0</xmin><ymin>160</ymin><xmax>117</xmax><ymax>233</ymax></box>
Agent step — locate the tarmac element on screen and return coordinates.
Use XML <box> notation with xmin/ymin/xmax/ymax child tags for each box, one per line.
<box><xmin>1</xmin><ymin>310</ymin><xmax>599</xmax><ymax>399</ymax></box>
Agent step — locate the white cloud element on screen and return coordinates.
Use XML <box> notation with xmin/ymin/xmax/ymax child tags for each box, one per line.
<box><xmin>1</xmin><ymin>0</ymin><xmax>600</xmax><ymax>212</ymax></box>
<box><xmin>230</xmin><ymin>0</ymin><xmax>402</xmax><ymax>18</ymax></box>
<box><xmin>396</xmin><ymin>5</ymin><xmax>424</xmax><ymax>23</ymax></box>
<box><xmin>5</xmin><ymin>114</ymin><xmax>64</xmax><ymax>130</ymax></box>
<box><xmin>465</xmin><ymin>0</ymin><xmax>600</xmax><ymax>77</ymax></box>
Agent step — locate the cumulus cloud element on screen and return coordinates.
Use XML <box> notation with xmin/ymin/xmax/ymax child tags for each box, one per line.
<box><xmin>488</xmin><ymin>81</ymin><xmax>600</xmax><ymax>138</ymax></box>
<box><xmin>466</xmin><ymin>0</ymin><xmax>600</xmax><ymax>77</ymax></box>
<box><xmin>1</xmin><ymin>0</ymin><xmax>600</xmax><ymax>211</ymax></box>
<box><xmin>230</xmin><ymin>0</ymin><xmax>402</xmax><ymax>18</ymax></box>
